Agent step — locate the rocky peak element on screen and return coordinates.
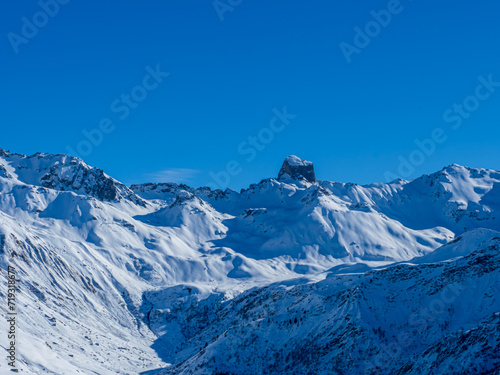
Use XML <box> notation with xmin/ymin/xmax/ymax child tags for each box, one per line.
<box><xmin>0</xmin><ymin>150</ymin><xmax>146</xmax><ymax>205</ymax></box>
<box><xmin>278</xmin><ymin>155</ymin><xmax>316</xmax><ymax>182</ymax></box>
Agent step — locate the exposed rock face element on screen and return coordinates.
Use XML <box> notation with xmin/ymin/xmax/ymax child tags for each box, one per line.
<box><xmin>0</xmin><ymin>150</ymin><xmax>145</xmax><ymax>205</ymax></box>
<box><xmin>0</xmin><ymin>165</ymin><xmax>10</xmax><ymax>179</ymax></box>
<box><xmin>278</xmin><ymin>155</ymin><xmax>316</xmax><ymax>182</ymax></box>
<box><xmin>40</xmin><ymin>164</ymin><xmax>120</xmax><ymax>202</ymax></box>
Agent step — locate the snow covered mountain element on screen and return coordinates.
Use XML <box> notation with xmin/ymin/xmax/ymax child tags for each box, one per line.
<box><xmin>158</xmin><ymin>229</ymin><xmax>500</xmax><ymax>375</ymax></box>
<box><xmin>0</xmin><ymin>149</ymin><xmax>498</xmax><ymax>374</ymax></box>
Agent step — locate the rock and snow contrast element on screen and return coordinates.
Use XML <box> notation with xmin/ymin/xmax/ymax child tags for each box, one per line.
<box><xmin>277</xmin><ymin>155</ymin><xmax>316</xmax><ymax>182</ymax></box>
<box><xmin>0</xmin><ymin>150</ymin><xmax>499</xmax><ymax>374</ymax></box>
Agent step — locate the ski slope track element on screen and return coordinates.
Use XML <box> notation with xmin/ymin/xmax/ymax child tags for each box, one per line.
<box><xmin>0</xmin><ymin>150</ymin><xmax>499</xmax><ymax>374</ymax></box>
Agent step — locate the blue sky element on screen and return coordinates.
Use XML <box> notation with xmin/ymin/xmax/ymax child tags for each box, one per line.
<box><xmin>2</xmin><ymin>0</ymin><xmax>500</xmax><ymax>190</ymax></box>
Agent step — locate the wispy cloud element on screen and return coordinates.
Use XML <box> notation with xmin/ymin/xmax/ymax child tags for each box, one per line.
<box><xmin>143</xmin><ymin>168</ymin><xmax>201</xmax><ymax>184</ymax></box>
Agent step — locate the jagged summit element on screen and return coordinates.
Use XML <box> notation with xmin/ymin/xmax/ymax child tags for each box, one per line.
<box><xmin>0</xmin><ymin>150</ymin><xmax>145</xmax><ymax>205</ymax></box>
<box><xmin>278</xmin><ymin>155</ymin><xmax>316</xmax><ymax>182</ymax></box>
<box><xmin>1</xmin><ymin>148</ymin><xmax>500</xmax><ymax>373</ymax></box>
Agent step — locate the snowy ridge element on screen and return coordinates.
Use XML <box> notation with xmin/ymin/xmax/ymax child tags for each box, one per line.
<box><xmin>158</xmin><ymin>230</ymin><xmax>500</xmax><ymax>374</ymax></box>
<box><xmin>0</xmin><ymin>151</ymin><xmax>498</xmax><ymax>374</ymax></box>
<box><xmin>0</xmin><ymin>149</ymin><xmax>145</xmax><ymax>205</ymax></box>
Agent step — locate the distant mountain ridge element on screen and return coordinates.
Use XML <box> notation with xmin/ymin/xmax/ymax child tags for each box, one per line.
<box><xmin>0</xmin><ymin>150</ymin><xmax>498</xmax><ymax>374</ymax></box>
<box><xmin>0</xmin><ymin>149</ymin><xmax>145</xmax><ymax>204</ymax></box>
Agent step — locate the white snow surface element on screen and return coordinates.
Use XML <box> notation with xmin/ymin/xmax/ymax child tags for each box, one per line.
<box><xmin>0</xmin><ymin>149</ymin><xmax>499</xmax><ymax>374</ymax></box>
<box><xmin>283</xmin><ymin>155</ymin><xmax>313</xmax><ymax>167</ymax></box>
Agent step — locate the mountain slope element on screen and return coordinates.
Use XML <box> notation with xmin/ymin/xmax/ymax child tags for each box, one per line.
<box><xmin>157</xmin><ymin>230</ymin><xmax>500</xmax><ymax>374</ymax></box>
<box><xmin>0</xmin><ymin>150</ymin><xmax>498</xmax><ymax>374</ymax></box>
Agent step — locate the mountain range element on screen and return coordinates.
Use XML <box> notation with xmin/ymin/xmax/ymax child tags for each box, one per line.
<box><xmin>0</xmin><ymin>150</ymin><xmax>499</xmax><ymax>374</ymax></box>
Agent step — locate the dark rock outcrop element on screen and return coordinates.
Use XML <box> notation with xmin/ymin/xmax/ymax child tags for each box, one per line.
<box><xmin>278</xmin><ymin>155</ymin><xmax>316</xmax><ymax>182</ymax></box>
<box><xmin>0</xmin><ymin>150</ymin><xmax>146</xmax><ymax>205</ymax></box>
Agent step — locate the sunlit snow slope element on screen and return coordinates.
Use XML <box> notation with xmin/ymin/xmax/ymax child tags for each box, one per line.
<box><xmin>0</xmin><ymin>150</ymin><xmax>498</xmax><ymax>374</ymax></box>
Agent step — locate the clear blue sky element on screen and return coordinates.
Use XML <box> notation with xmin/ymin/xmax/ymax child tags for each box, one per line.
<box><xmin>2</xmin><ymin>0</ymin><xmax>500</xmax><ymax>189</ymax></box>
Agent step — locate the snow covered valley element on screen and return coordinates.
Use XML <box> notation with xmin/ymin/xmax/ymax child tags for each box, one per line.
<box><xmin>0</xmin><ymin>150</ymin><xmax>499</xmax><ymax>374</ymax></box>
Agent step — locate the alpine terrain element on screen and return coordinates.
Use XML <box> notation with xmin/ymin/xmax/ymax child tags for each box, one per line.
<box><xmin>0</xmin><ymin>150</ymin><xmax>499</xmax><ymax>374</ymax></box>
